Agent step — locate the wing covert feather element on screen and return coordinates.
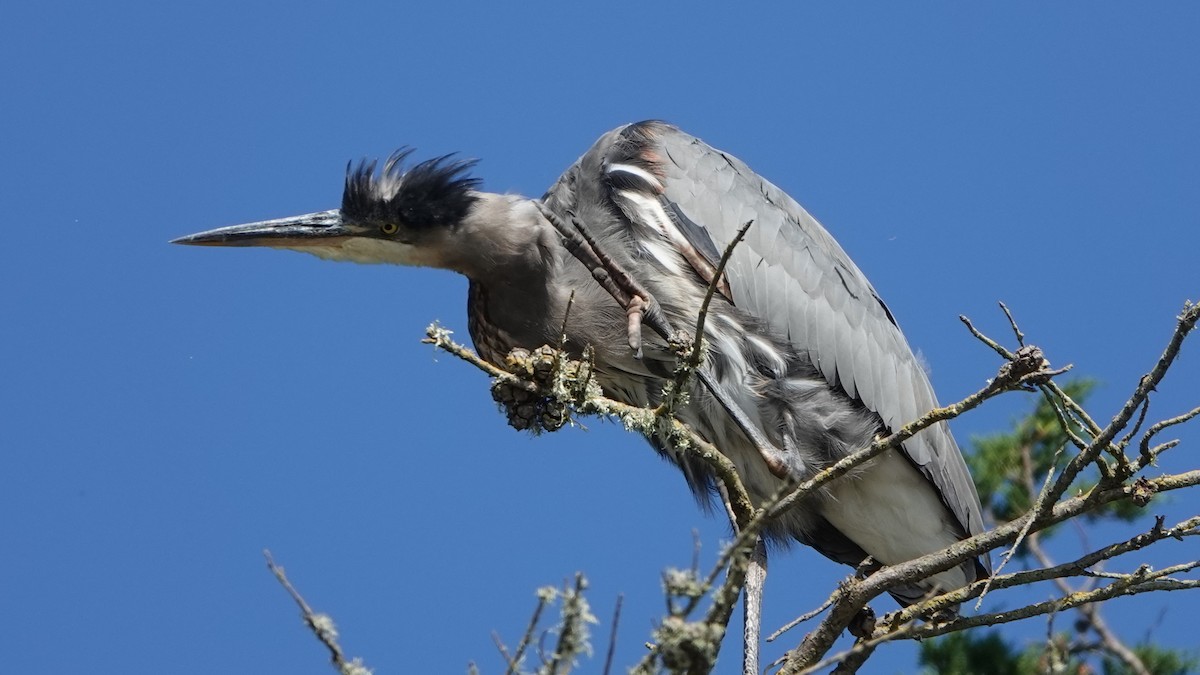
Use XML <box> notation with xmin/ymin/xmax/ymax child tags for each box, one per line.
<box><xmin>641</xmin><ymin>124</ymin><xmax>985</xmax><ymax>544</ymax></box>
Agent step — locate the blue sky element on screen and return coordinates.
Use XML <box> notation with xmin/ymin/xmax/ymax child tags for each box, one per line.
<box><xmin>3</xmin><ymin>3</ymin><xmax>1198</xmax><ymax>673</ymax></box>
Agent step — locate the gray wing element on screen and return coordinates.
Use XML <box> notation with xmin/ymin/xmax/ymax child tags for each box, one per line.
<box><xmin>588</xmin><ymin>122</ymin><xmax>987</xmax><ymax>550</ymax></box>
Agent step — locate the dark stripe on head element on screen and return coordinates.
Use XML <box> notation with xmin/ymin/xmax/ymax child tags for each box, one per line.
<box><xmin>342</xmin><ymin>149</ymin><xmax>482</xmax><ymax>229</ymax></box>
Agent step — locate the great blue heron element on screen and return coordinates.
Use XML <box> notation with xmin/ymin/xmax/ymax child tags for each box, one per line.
<box><xmin>175</xmin><ymin>121</ymin><xmax>989</xmax><ymax>603</ymax></box>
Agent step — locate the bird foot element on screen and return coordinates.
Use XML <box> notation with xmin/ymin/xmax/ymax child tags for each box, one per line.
<box><xmin>848</xmin><ymin>606</ymin><xmax>877</xmax><ymax>639</ymax></box>
<box><xmin>534</xmin><ymin>201</ymin><xmax>674</xmax><ymax>358</ymax></box>
<box><xmin>625</xmin><ymin>294</ymin><xmax>648</xmax><ymax>358</ymax></box>
<box><xmin>535</xmin><ymin>200</ymin><xmax>791</xmax><ymax>476</ymax></box>
<box><xmin>854</xmin><ymin>556</ymin><xmax>881</xmax><ymax>579</ymax></box>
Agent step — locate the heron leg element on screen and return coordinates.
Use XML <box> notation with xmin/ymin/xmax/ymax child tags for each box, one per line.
<box><xmin>565</xmin><ymin>213</ymin><xmax>673</xmax><ymax>352</ymax></box>
<box><xmin>744</xmin><ymin>538</ymin><xmax>768</xmax><ymax>675</ymax></box>
<box><xmin>553</xmin><ymin>205</ymin><xmax>675</xmax><ymax>357</ymax></box>
<box><xmin>716</xmin><ymin>480</ymin><xmax>767</xmax><ymax>675</ymax></box>
<box><xmin>700</xmin><ymin>369</ymin><xmax>791</xmax><ymax>479</ymax></box>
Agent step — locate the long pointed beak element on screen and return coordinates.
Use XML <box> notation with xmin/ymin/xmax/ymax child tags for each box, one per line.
<box><xmin>171</xmin><ymin>209</ymin><xmax>351</xmax><ymax>248</ymax></box>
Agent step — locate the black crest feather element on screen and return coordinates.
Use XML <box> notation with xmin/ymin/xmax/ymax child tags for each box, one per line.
<box><xmin>342</xmin><ymin>149</ymin><xmax>481</xmax><ymax>229</ymax></box>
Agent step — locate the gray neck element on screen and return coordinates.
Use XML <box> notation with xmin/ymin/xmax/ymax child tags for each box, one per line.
<box><xmin>441</xmin><ymin>193</ymin><xmax>558</xmax><ymax>286</ymax></box>
<box><xmin>452</xmin><ymin>193</ymin><xmax>565</xmax><ymax>360</ymax></box>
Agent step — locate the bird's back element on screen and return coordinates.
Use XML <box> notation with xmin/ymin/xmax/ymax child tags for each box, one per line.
<box><xmin>537</xmin><ymin>122</ymin><xmax>988</xmax><ymax>601</ymax></box>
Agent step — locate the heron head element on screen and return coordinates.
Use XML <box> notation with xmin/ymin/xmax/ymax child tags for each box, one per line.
<box><xmin>171</xmin><ymin>150</ymin><xmax>481</xmax><ymax>268</ymax></box>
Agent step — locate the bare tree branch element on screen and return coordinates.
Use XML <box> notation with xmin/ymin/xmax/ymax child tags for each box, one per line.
<box><xmin>1051</xmin><ymin>303</ymin><xmax>1200</xmax><ymax>493</ymax></box>
<box><xmin>503</xmin><ymin>589</ymin><xmax>553</xmax><ymax>675</ymax></box>
<box><xmin>1015</xmin><ymin>435</ymin><xmax>1150</xmax><ymax>675</ymax></box>
<box><xmin>1138</xmin><ymin>405</ymin><xmax>1200</xmax><ymax>469</ymax></box>
<box><xmin>263</xmin><ymin>550</ymin><xmax>373</xmax><ymax>675</ymax></box>
<box><xmin>601</xmin><ymin>594</ymin><xmax>623</xmax><ymax>675</ymax></box>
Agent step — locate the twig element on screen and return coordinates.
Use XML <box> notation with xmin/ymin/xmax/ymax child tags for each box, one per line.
<box><xmin>801</xmin><ymin>546</ymin><xmax>1200</xmax><ymax>675</ymax></box>
<box><xmin>1043</xmin><ymin>380</ymin><xmax>1103</xmax><ymax>439</ymax></box>
<box><xmin>830</xmin><ymin>639</ymin><xmax>876</xmax><ymax>675</ymax></box>
<box><xmin>657</xmin><ymin>219</ymin><xmax>755</xmax><ymax>432</ymax></box>
<box><xmin>1020</xmin><ymin>483</ymin><xmax>1150</xmax><ymax>674</ymax></box>
<box><xmin>1040</xmin><ymin>379</ymin><xmax>1131</xmax><ymax>478</ymax></box>
<box><xmin>507</xmin><ymin>589</ymin><xmax>552</xmax><ymax>675</ymax></box>
<box><xmin>768</xmin><ymin>344</ymin><xmax>1058</xmax><ymax>525</ymax></box>
<box><xmin>1037</xmin><ymin>388</ymin><xmax>1092</xmax><ymax>453</ymax></box>
<box><xmin>1050</xmin><ymin>302</ymin><xmax>1200</xmax><ymax>499</ymax></box>
<box><xmin>687</xmin><ymin>219</ymin><xmax>754</xmax><ymax>375</ymax></box>
<box><xmin>1138</xmin><ymin>405</ymin><xmax>1200</xmax><ymax>469</ymax></box>
<box><xmin>423</xmin><ymin>324</ymin><xmax>535</xmax><ymax>387</ymax></box>
<box><xmin>796</xmin><ymin>560</ymin><xmax>1199</xmax><ymax>675</ymax></box>
<box><xmin>685</xmin><ymin>324</ymin><xmax>1064</xmax><ymax>672</ymax></box>
<box><xmin>975</xmin><ymin>444</ymin><xmax>1062</xmax><ymax>607</ymax></box>
<box><xmin>960</xmin><ymin>314</ymin><xmax>1016</xmax><ymax>360</ymax></box>
<box><xmin>768</xmin><ymin>594</ymin><xmax>836</xmax><ymax>642</ymax></box>
<box><xmin>904</xmin><ymin>563</ymin><xmax>1198</xmax><ymax>640</ymax></box>
<box><xmin>1119</xmin><ymin>397</ymin><xmax>1152</xmax><ymax>450</ymax></box>
<box><xmin>1012</xmin><ymin>429</ymin><xmax>1152</xmax><ymax>672</ymax></box>
<box><xmin>702</xmin><ymin>528</ymin><xmax>759</xmax><ymax>639</ymax></box>
<box><xmin>263</xmin><ymin>550</ymin><xmax>372</xmax><ymax>675</ymax></box>
<box><xmin>601</xmin><ymin>594</ymin><xmax>623</xmax><ymax>675</ymax></box>
<box><xmin>797</xmin><ymin>637</ymin><xmax>883</xmax><ymax>675</ymax></box>
<box><xmin>999</xmin><ymin>301</ymin><xmax>1025</xmax><ymax>347</ymax></box>
<box><xmin>776</xmin><ymin>471</ymin><xmax>1200</xmax><ymax>674</ymax></box>
<box><xmin>492</xmin><ymin>632</ymin><xmax>516</xmax><ymax>670</ymax></box>
<box><xmin>558</xmin><ymin>290</ymin><xmax>576</xmax><ymax>345</ymax></box>
<box><xmin>884</xmin><ymin>514</ymin><xmax>1200</xmax><ymax>628</ymax></box>
<box><xmin>546</xmin><ymin>574</ymin><xmax>594</xmax><ymax>675</ymax></box>
<box><xmin>424</xmin><ymin>323</ymin><xmax>756</xmax><ymax>525</ymax></box>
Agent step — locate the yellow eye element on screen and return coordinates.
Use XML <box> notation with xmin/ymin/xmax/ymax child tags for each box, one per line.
<box><xmin>380</xmin><ymin>222</ymin><xmax>399</xmax><ymax>235</ymax></box>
